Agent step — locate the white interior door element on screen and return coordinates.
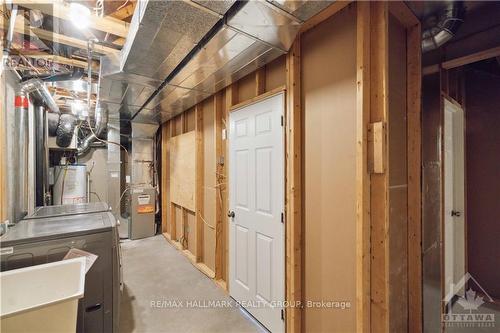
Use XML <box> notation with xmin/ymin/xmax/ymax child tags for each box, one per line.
<box><xmin>229</xmin><ymin>93</ymin><xmax>285</xmax><ymax>333</ymax></box>
<box><xmin>444</xmin><ymin>98</ymin><xmax>466</xmax><ymax>298</ymax></box>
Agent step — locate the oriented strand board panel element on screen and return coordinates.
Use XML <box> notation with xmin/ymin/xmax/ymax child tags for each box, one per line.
<box><xmin>170</xmin><ymin>131</ymin><xmax>196</xmax><ymax>211</ymax></box>
<box><xmin>302</xmin><ymin>5</ymin><xmax>357</xmax><ymax>332</ymax></box>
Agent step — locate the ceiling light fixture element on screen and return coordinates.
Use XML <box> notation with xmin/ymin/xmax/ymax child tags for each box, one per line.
<box><xmin>69</xmin><ymin>3</ymin><xmax>91</xmax><ymax>29</ymax></box>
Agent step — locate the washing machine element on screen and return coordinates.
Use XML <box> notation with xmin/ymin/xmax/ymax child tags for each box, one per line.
<box><xmin>0</xmin><ymin>211</ymin><xmax>120</xmax><ymax>333</ymax></box>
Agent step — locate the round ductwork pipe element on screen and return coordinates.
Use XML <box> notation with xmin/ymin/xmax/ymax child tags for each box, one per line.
<box><xmin>422</xmin><ymin>1</ymin><xmax>465</xmax><ymax>53</ymax></box>
<box><xmin>56</xmin><ymin>114</ymin><xmax>77</xmax><ymax>148</ymax></box>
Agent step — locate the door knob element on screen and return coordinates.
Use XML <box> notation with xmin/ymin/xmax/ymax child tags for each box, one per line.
<box><xmin>451</xmin><ymin>210</ymin><xmax>461</xmax><ymax>217</ymax></box>
<box><xmin>227</xmin><ymin>210</ymin><xmax>235</xmax><ymax>218</ymax></box>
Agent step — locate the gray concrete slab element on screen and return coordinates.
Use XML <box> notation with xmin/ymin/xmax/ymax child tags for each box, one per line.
<box><xmin>119</xmin><ymin>235</ymin><xmax>267</xmax><ymax>333</ymax></box>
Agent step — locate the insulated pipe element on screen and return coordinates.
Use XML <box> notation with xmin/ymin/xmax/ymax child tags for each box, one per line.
<box><xmin>12</xmin><ymin>79</ymin><xmax>59</xmax><ymax>222</ymax></box>
<box><xmin>35</xmin><ymin>105</ymin><xmax>46</xmax><ymax>206</ymax></box>
<box><xmin>77</xmin><ymin>106</ymin><xmax>108</xmax><ymax>156</ymax></box>
<box><xmin>21</xmin><ymin>68</ymin><xmax>84</xmax><ymax>82</ymax></box>
<box><xmin>422</xmin><ymin>1</ymin><xmax>465</xmax><ymax>53</ymax></box>
<box><xmin>19</xmin><ymin>79</ymin><xmax>60</xmax><ymax>113</ymax></box>
<box><xmin>11</xmin><ymin>95</ymin><xmax>29</xmax><ymax>222</ymax></box>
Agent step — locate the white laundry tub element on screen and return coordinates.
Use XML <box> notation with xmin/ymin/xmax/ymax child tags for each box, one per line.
<box><xmin>0</xmin><ymin>257</ymin><xmax>86</xmax><ymax>333</ymax></box>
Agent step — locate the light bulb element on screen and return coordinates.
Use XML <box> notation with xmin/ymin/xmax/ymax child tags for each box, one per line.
<box><xmin>69</xmin><ymin>3</ymin><xmax>91</xmax><ymax>29</ymax></box>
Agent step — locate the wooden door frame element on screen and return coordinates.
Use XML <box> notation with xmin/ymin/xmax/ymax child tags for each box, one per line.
<box><xmin>441</xmin><ymin>95</ymin><xmax>467</xmax><ymax>307</ymax></box>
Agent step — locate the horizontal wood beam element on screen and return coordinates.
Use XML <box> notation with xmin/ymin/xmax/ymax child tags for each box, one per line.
<box><xmin>14</xmin><ymin>0</ymin><xmax>130</xmax><ymax>37</ymax></box>
<box><xmin>442</xmin><ymin>45</ymin><xmax>500</xmax><ymax>70</ymax></box>
<box><xmin>300</xmin><ymin>1</ymin><xmax>351</xmax><ymax>33</ymax></box>
<box><xmin>26</xmin><ymin>53</ymin><xmax>97</xmax><ymax>70</ymax></box>
<box><xmin>230</xmin><ymin>85</ymin><xmax>285</xmax><ymax>112</ymax></box>
<box><xmin>109</xmin><ymin>2</ymin><xmax>135</xmax><ymax>21</ymax></box>
<box><xmin>12</xmin><ymin>17</ymin><xmax>119</xmax><ymax>55</ymax></box>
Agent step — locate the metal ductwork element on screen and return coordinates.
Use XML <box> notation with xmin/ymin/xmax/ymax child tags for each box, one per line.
<box><xmin>19</xmin><ymin>78</ymin><xmax>60</xmax><ymax>113</ymax></box>
<box><xmin>56</xmin><ymin>113</ymin><xmax>77</xmax><ymax>148</ymax></box>
<box><xmin>422</xmin><ymin>1</ymin><xmax>465</xmax><ymax>53</ymax></box>
<box><xmin>21</xmin><ymin>68</ymin><xmax>84</xmax><ymax>83</ymax></box>
<box><xmin>77</xmin><ymin>105</ymin><xmax>108</xmax><ymax>156</ymax></box>
<box><xmin>98</xmin><ymin>0</ymin><xmax>333</xmax><ymax>124</ymax></box>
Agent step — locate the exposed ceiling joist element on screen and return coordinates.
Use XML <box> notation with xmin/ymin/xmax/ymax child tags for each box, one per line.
<box><xmin>13</xmin><ymin>16</ymin><xmax>120</xmax><ymax>55</ymax></box>
<box><xmin>109</xmin><ymin>2</ymin><xmax>135</xmax><ymax>20</ymax></box>
<box><xmin>442</xmin><ymin>45</ymin><xmax>500</xmax><ymax>70</ymax></box>
<box><xmin>24</xmin><ymin>53</ymin><xmax>99</xmax><ymax>70</ymax></box>
<box><xmin>13</xmin><ymin>0</ymin><xmax>130</xmax><ymax>38</ymax></box>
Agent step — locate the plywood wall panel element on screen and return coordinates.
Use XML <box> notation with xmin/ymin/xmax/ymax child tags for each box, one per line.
<box><xmin>169</xmin><ymin>131</ymin><xmax>196</xmax><ymax>211</ymax></box>
<box><xmin>302</xmin><ymin>5</ymin><xmax>357</xmax><ymax>332</ymax></box>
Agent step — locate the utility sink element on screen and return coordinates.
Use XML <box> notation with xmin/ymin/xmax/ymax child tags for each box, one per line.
<box><xmin>0</xmin><ymin>257</ymin><xmax>86</xmax><ymax>333</ymax></box>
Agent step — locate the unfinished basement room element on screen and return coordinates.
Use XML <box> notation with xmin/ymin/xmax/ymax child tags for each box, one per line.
<box><xmin>1</xmin><ymin>1</ymin><xmax>500</xmax><ymax>332</ymax></box>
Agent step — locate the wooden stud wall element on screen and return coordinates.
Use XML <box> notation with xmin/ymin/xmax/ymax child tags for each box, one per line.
<box><xmin>161</xmin><ymin>56</ymin><xmax>286</xmax><ymax>286</ymax></box>
<box><xmin>356</xmin><ymin>2</ymin><xmax>371</xmax><ymax>333</ymax></box>
<box><xmin>368</xmin><ymin>2</ymin><xmax>422</xmax><ymax>332</ymax></box>
<box><xmin>285</xmin><ymin>36</ymin><xmax>302</xmax><ymax>333</ymax></box>
<box><xmin>0</xmin><ymin>68</ymin><xmax>6</xmax><ymax>222</ymax></box>
<box><xmin>369</xmin><ymin>3</ymin><xmax>390</xmax><ymax>331</ymax></box>
<box><xmin>158</xmin><ymin>2</ymin><xmax>422</xmax><ymax>332</ymax></box>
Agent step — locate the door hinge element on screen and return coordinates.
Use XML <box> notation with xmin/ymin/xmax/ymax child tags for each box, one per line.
<box><xmin>281</xmin><ymin>115</ymin><xmax>284</xmax><ymax>127</ymax></box>
<box><xmin>281</xmin><ymin>309</ymin><xmax>285</xmax><ymax>321</ymax></box>
<box><xmin>281</xmin><ymin>212</ymin><xmax>284</xmax><ymax>223</ymax></box>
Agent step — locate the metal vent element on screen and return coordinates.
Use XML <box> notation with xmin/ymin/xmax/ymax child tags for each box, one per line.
<box><xmin>98</xmin><ymin>0</ymin><xmax>333</xmax><ymax>125</ymax></box>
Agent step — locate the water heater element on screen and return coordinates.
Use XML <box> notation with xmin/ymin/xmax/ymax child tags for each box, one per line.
<box><xmin>53</xmin><ymin>165</ymin><xmax>87</xmax><ymax>205</ymax></box>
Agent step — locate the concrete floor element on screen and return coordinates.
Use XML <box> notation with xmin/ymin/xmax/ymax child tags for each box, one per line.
<box><xmin>119</xmin><ymin>235</ymin><xmax>266</xmax><ymax>333</ymax></box>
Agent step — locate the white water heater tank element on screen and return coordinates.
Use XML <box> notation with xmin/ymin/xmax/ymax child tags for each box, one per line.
<box><xmin>53</xmin><ymin>165</ymin><xmax>87</xmax><ymax>205</ymax></box>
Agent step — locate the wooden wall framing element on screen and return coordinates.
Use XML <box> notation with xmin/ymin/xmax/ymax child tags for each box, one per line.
<box><xmin>161</xmin><ymin>56</ymin><xmax>287</xmax><ymax>287</ymax></box>
<box><xmin>159</xmin><ymin>2</ymin><xmax>422</xmax><ymax>332</ymax></box>
<box><xmin>368</xmin><ymin>2</ymin><xmax>422</xmax><ymax>333</ymax></box>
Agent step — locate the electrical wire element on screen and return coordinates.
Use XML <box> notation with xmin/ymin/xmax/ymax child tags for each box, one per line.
<box><xmin>90</xmin><ymin>191</ymin><xmax>102</xmax><ymax>202</ymax></box>
<box><xmin>59</xmin><ymin>162</ymin><xmax>69</xmax><ymax>205</ymax></box>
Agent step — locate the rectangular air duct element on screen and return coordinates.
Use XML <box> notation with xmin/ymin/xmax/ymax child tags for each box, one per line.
<box><xmin>98</xmin><ymin>0</ymin><xmax>333</xmax><ymax>125</ymax></box>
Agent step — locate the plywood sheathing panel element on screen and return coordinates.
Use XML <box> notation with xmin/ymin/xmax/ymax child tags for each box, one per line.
<box><xmin>302</xmin><ymin>4</ymin><xmax>357</xmax><ymax>332</ymax></box>
<box><xmin>169</xmin><ymin>131</ymin><xmax>196</xmax><ymax>211</ymax></box>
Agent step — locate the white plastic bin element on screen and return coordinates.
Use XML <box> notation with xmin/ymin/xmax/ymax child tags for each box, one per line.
<box><xmin>0</xmin><ymin>257</ymin><xmax>86</xmax><ymax>333</ymax></box>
